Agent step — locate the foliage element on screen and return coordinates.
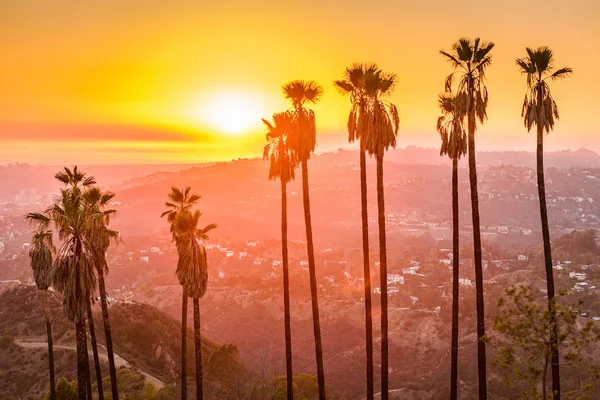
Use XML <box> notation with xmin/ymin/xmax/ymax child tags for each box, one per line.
<box><xmin>44</xmin><ymin>378</ymin><xmax>77</xmax><ymax>400</ymax></box>
<box><xmin>553</xmin><ymin>230</ymin><xmax>598</xmax><ymax>262</ymax></box>
<box><xmin>492</xmin><ymin>285</ymin><xmax>600</xmax><ymax>399</ymax></box>
<box><xmin>29</xmin><ymin>229</ymin><xmax>55</xmax><ymax>290</ymax></box>
<box><xmin>272</xmin><ymin>374</ymin><xmax>321</xmax><ymax>400</ymax></box>
<box><xmin>516</xmin><ymin>46</ymin><xmax>572</xmax><ymax>133</ymax></box>
<box><xmin>160</xmin><ymin>186</ymin><xmax>201</xmax><ymax>239</ymax></box>
<box><xmin>437</xmin><ymin>92</ymin><xmax>467</xmax><ymax>160</ymax></box>
<box><xmin>262</xmin><ymin>111</ymin><xmax>297</xmax><ymax>183</ymax></box>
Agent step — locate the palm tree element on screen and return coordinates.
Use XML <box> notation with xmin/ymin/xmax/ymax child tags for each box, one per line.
<box><xmin>83</xmin><ymin>187</ymin><xmax>120</xmax><ymax>400</ymax></box>
<box><xmin>437</xmin><ymin>93</ymin><xmax>467</xmax><ymax>400</ymax></box>
<box><xmin>86</xmin><ymin>299</ymin><xmax>104</xmax><ymax>400</ymax></box>
<box><xmin>334</xmin><ymin>63</ymin><xmax>380</xmax><ymax>400</ymax></box>
<box><xmin>28</xmin><ymin>186</ymin><xmax>98</xmax><ymax>400</ymax></box>
<box><xmin>28</xmin><ymin>229</ymin><xmax>57</xmax><ymax>400</ymax></box>
<box><xmin>282</xmin><ymin>79</ymin><xmax>326</xmax><ymax>400</ymax></box>
<box><xmin>173</xmin><ymin>209</ymin><xmax>216</xmax><ymax>400</ymax></box>
<box><xmin>516</xmin><ymin>46</ymin><xmax>572</xmax><ymax>400</ymax></box>
<box><xmin>263</xmin><ymin>111</ymin><xmax>298</xmax><ymax>399</ymax></box>
<box><xmin>441</xmin><ymin>38</ymin><xmax>494</xmax><ymax>400</ymax></box>
<box><xmin>360</xmin><ymin>69</ymin><xmax>399</xmax><ymax>400</ymax></box>
<box><xmin>161</xmin><ymin>187</ymin><xmax>201</xmax><ymax>400</ymax></box>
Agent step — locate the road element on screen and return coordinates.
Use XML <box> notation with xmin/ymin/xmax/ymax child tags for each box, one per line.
<box><xmin>15</xmin><ymin>338</ymin><xmax>165</xmax><ymax>389</ymax></box>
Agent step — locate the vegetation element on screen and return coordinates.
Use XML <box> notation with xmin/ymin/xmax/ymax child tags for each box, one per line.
<box><xmin>334</xmin><ymin>63</ymin><xmax>379</xmax><ymax>400</ymax></box>
<box><xmin>441</xmin><ymin>37</ymin><xmax>495</xmax><ymax>400</ymax></box>
<box><xmin>492</xmin><ymin>285</ymin><xmax>600</xmax><ymax>399</ymax></box>
<box><xmin>437</xmin><ymin>92</ymin><xmax>467</xmax><ymax>400</ymax></box>
<box><xmin>263</xmin><ymin>111</ymin><xmax>297</xmax><ymax>399</ymax></box>
<box><xmin>283</xmin><ymin>79</ymin><xmax>327</xmax><ymax>400</ymax></box>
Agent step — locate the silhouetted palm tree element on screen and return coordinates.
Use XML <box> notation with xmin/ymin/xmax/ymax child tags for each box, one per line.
<box><xmin>517</xmin><ymin>46</ymin><xmax>572</xmax><ymax>400</ymax></box>
<box><xmin>361</xmin><ymin>69</ymin><xmax>399</xmax><ymax>400</ymax></box>
<box><xmin>173</xmin><ymin>209</ymin><xmax>216</xmax><ymax>400</ymax></box>
<box><xmin>83</xmin><ymin>186</ymin><xmax>120</xmax><ymax>400</ymax></box>
<box><xmin>441</xmin><ymin>37</ymin><xmax>494</xmax><ymax>400</ymax></box>
<box><xmin>161</xmin><ymin>186</ymin><xmax>201</xmax><ymax>400</ymax></box>
<box><xmin>437</xmin><ymin>93</ymin><xmax>467</xmax><ymax>400</ymax></box>
<box><xmin>282</xmin><ymin>79</ymin><xmax>326</xmax><ymax>400</ymax></box>
<box><xmin>263</xmin><ymin>111</ymin><xmax>298</xmax><ymax>399</ymax></box>
<box><xmin>28</xmin><ymin>229</ymin><xmax>57</xmax><ymax>400</ymax></box>
<box><xmin>334</xmin><ymin>63</ymin><xmax>380</xmax><ymax>400</ymax></box>
<box><xmin>28</xmin><ymin>183</ymin><xmax>98</xmax><ymax>400</ymax></box>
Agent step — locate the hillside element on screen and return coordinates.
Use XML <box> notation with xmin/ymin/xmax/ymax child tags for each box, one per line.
<box><xmin>0</xmin><ymin>286</ymin><xmax>252</xmax><ymax>399</ymax></box>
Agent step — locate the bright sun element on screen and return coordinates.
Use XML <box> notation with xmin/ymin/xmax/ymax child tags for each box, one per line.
<box><xmin>200</xmin><ymin>92</ymin><xmax>263</xmax><ymax>135</ymax></box>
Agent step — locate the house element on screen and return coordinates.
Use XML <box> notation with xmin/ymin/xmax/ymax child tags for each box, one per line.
<box><xmin>517</xmin><ymin>255</ymin><xmax>528</xmax><ymax>262</ymax></box>
<box><xmin>387</xmin><ymin>274</ymin><xmax>404</xmax><ymax>285</ymax></box>
<box><xmin>150</xmin><ymin>247</ymin><xmax>161</xmax><ymax>253</ymax></box>
<box><xmin>140</xmin><ymin>256</ymin><xmax>149</xmax><ymax>263</ymax></box>
<box><xmin>569</xmin><ymin>272</ymin><xmax>587</xmax><ymax>281</ymax></box>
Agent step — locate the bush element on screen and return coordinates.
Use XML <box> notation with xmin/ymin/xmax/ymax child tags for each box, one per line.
<box><xmin>0</xmin><ymin>334</ymin><xmax>15</xmax><ymax>348</ymax></box>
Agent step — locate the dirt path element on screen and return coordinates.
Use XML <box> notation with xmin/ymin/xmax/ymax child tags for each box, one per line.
<box><xmin>16</xmin><ymin>338</ymin><xmax>165</xmax><ymax>389</ymax></box>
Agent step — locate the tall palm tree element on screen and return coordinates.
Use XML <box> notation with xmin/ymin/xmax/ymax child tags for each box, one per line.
<box><xmin>334</xmin><ymin>63</ymin><xmax>380</xmax><ymax>400</ymax></box>
<box><xmin>83</xmin><ymin>187</ymin><xmax>120</xmax><ymax>400</ymax></box>
<box><xmin>86</xmin><ymin>300</ymin><xmax>104</xmax><ymax>400</ymax></box>
<box><xmin>28</xmin><ymin>187</ymin><xmax>98</xmax><ymax>400</ymax></box>
<box><xmin>361</xmin><ymin>69</ymin><xmax>399</xmax><ymax>400</ymax></box>
<box><xmin>517</xmin><ymin>46</ymin><xmax>572</xmax><ymax>400</ymax></box>
<box><xmin>161</xmin><ymin>187</ymin><xmax>201</xmax><ymax>400</ymax></box>
<box><xmin>282</xmin><ymin>79</ymin><xmax>326</xmax><ymax>400</ymax></box>
<box><xmin>28</xmin><ymin>229</ymin><xmax>57</xmax><ymax>400</ymax></box>
<box><xmin>173</xmin><ymin>209</ymin><xmax>216</xmax><ymax>400</ymax></box>
<box><xmin>441</xmin><ymin>38</ymin><xmax>494</xmax><ymax>400</ymax></box>
<box><xmin>437</xmin><ymin>93</ymin><xmax>467</xmax><ymax>400</ymax></box>
<box><xmin>263</xmin><ymin>111</ymin><xmax>298</xmax><ymax>399</ymax></box>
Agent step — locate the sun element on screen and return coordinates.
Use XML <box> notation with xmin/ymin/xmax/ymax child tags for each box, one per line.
<box><xmin>200</xmin><ymin>92</ymin><xmax>263</xmax><ymax>135</ymax></box>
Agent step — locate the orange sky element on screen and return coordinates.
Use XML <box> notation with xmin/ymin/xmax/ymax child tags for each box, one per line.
<box><xmin>1</xmin><ymin>0</ymin><xmax>598</xmax><ymax>164</ymax></box>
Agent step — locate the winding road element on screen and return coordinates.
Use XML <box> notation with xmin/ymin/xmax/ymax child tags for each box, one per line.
<box><xmin>15</xmin><ymin>338</ymin><xmax>165</xmax><ymax>389</ymax></box>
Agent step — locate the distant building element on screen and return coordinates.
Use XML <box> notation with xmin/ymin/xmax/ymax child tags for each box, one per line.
<box><xmin>253</xmin><ymin>258</ymin><xmax>265</xmax><ymax>265</ymax></box>
<box><xmin>570</xmin><ymin>272</ymin><xmax>587</xmax><ymax>281</ymax></box>
<box><xmin>140</xmin><ymin>256</ymin><xmax>149</xmax><ymax>263</ymax></box>
<box><xmin>517</xmin><ymin>255</ymin><xmax>528</xmax><ymax>262</ymax></box>
<box><xmin>225</xmin><ymin>251</ymin><xmax>235</xmax><ymax>257</ymax></box>
<box><xmin>150</xmin><ymin>247</ymin><xmax>161</xmax><ymax>253</ymax></box>
<box><xmin>0</xmin><ymin>241</ymin><xmax>4</xmax><ymax>254</ymax></box>
<box><xmin>387</xmin><ymin>274</ymin><xmax>404</xmax><ymax>285</ymax></box>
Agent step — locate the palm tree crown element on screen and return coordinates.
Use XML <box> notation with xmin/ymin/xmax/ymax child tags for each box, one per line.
<box><xmin>173</xmin><ymin>209</ymin><xmax>217</xmax><ymax>299</ymax></box>
<box><xmin>161</xmin><ymin>186</ymin><xmax>202</xmax><ymax>235</ymax></box>
<box><xmin>361</xmin><ymin>70</ymin><xmax>399</xmax><ymax>157</ymax></box>
<box><xmin>437</xmin><ymin>93</ymin><xmax>467</xmax><ymax>160</ymax></box>
<box><xmin>440</xmin><ymin>38</ymin><xmax>494</xmax><ymax>126</ymax></box>
<box><xmin>29</xmin><ymin>229</ymin><xmax>55</xmax><ymax>291</ymax></box>
<box><xmin>263</xmin><ymin>111</ymin><xmax>298</xmax><ymax>184</ymax></box>
<box><xmin>282</xmin><ymin>80</ymin><xmax>323</xmax><ymax>162</ymax></box>
<box><xmin>516</xmin><ymin>46</ymin><xmax>572</xmax><ymax>133</ymax></box>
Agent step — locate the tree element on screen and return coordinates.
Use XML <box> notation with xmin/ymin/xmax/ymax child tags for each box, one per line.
<box><xmin>28</xmin><ymin>229</ymin><xmax>57</xmax><ymax>400</ymax></box>
<box><xmin>492</xmin><ymin>285</ymin><xmax>600</xmax><ymax>399</ymax></box>
<box><xmin>361</xmin><ymin>67</ymin><xmax>399</xmax><ymax>400</ymax></box>
<box><xmin>441</xmin><ymin>37</ymin><xmax>495</xmax><ymax>400</ymax></box>
<box><xmin>173</xmin><ymin>209</ymin><xmax>216</xmax><ymax>400</ymax></box>
<box><xmin>161</xmin><ymin>186</ymin><xmax>201</xmax><ymax>400</ymax></box>
<box><xmin>283</xmin><ymin>79</ymin><xmax>326</xmax><ymax>400</ymax></box>
<box><xmin>517</xmin><ymin>46</ymin><xmax>573</xmax><ymax>400</ymax></box>
<box><xmin>263</xmin><ymin>111</ymin><xmax>298</xmax><ymax>399</ymax></box>
<box><xmin>334</xmin><ymin>63</ymin><xmax>380</xmax><ymax>400</ymax></box>
<box><xmin>83</xmin><ymin>187</ymin><xmax>120</xmax><ymax>400</ymax></box>
<box><xmin>27</xmin><ymin>167</ymin><xmax>102</xmax><ymax>400</ymax></box>
<box><xmin>437</xmin><ymin>92</ymin><xmax>467</xmax><ymax>400</ymax></box>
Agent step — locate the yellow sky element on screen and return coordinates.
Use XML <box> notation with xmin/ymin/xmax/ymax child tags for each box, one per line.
<box><xmin>1</xmin><ymin>0</ymin><xmax>598</xmax><ymax>164</ymax></box>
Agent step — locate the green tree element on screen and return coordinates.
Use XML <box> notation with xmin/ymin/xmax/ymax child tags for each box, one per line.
<box><xmin>46</xmin><ymin>378</ymin><xmax>78</xmax><ymax>400</ymax></box>
<box><xmin>334</xmin><ymin>63</ymin><xmax>379</xmax><ymax>400</ymax></box>
<box><xmin>361</xmin><ymin>67</ymin><xmax>399</xmax><ymax>400</ymax></box>
<box><xmin>273</xmin><ymin>374</ymin><xmax>321</xmax><ymax>400</ymax></box>
<box><xmin>437</xmin><ymin>92</ymin><xmax>467</xmax><ymax>400</ymax></box>
<box><xmin>263</xmin><ymin>111</ymin><xmax>297</xmax><ymax>399</ymax></box>
<box><xmin>28</xmin><ymin>229</ymin><xmax>57</xmax><ymax>400</ymax></box>
<box><xmin>283</xmin><ymin>79</ymin><xmax>326</xmax><ymax>400</ymax></box>
<box><xmin>27</xmin><ymin>167</ymin><xmax>100</xmax><ymax>400</ymax></box>
<box><xmin>161</xmin><ymin>186</ymin><xmax>201</xmax><ymax>400</ymax></box>
<box><xmin>517</xmin><ymin>46</ymin><xmax>572</xmax><ymax>399</ymax></box>
<box><xmin>492</xmin><ymin>285</ymin><xmax>600</xmax><ymax>399</ymax></box>
<box><xmin>173</xmin><ymin>208</ymin><xmax>216</xmax><ymax>400</ymax></box>
<box><xmin>441</xmin><ymin>37</ymin><xmax>495</xmax><ymax>400</ymax></box>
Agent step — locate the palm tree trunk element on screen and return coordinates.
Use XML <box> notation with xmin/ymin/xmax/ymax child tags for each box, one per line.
<box><xmin>360</xmin><ymin>145</ymin><xmax>374</xmax><ymax>400</ymax></box>
<box><xmin>44</xmin><ymin>291</ymin><xmax>57</xmax><ymax>400</ymax></box>
<box><xmin>450</xmin><ymin>157</ymin><xmax>460</xmax><ymax>400</ymax></box>
<box><xmin>87</xmin><ymin>303</ymin><xmax>104</xmax><ymax>400</ymax></box>
<box><xmin>300</xmin><ymin>159</ymin><xmax>326</xmax><ymax>400</ymax></box>
<box><xmin>98</xmin><ymin>267</ymin><xmax>119</xmax><ymax>400</ymax></box>
<box><xmin>468</xmin><ymin>78</ymin><xmax>487</xmax><ymax>400</ymax></box>
<box><xmin>542</xmin><ymin>346</ymin><xmax>549</xmax><ymax>400</ymax></box>
<box><xmin>75</xmin><ymin>320</ymin><xmax>88</xmax><ymax>400</ymax></box>
<box><xmin>193</xmin><ymin>298</ymin><xmax>203</xmax><ymax>400</ymax></box>
<box><xmin>181</xmin><ymin>292</ymin><xmax>188</xmax><ymax>400</ymax></box>
<box><xmin>376</xmin><ymin>154</ymin><xmax>389</xmax><ymax>400</ymax></box>
<box><xmin>537</xmin><ymin>123</ymin><xmax>560</xmax><ymax>400</ymax></box>
<box><xmin>281</xmin><ymin>178</ymin><xmax>294</xmax><ymax>400</ymax></box>
<box><xmin>83</xmin><ymin>322</ymin><xmax>93</xmax><ymax>400</ymax></box>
